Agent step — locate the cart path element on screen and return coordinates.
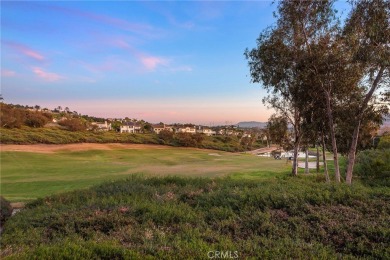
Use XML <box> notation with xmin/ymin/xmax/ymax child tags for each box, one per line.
<box><xmin>247</xmin><ymin>145</ymin><xmax>278</xmax><ymax>155</ymax></box>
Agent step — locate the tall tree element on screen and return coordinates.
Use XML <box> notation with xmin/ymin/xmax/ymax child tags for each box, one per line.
<box><xmin>267</xmin><ymin>114</ymin><xmax>289</xmax><ymax>151</ymax></box>
<box><xmin>304</xmin><ymin>34</ymin><xmax>364</xmax><ymax>182</ymax></box>
<box><xmin>245</xmin><ymin>0</ymin><xmax>337</xmax><ymax>176</ymax></box>
<box><xmin>343</xmin><ymin>0</ymin><xmax>390</xmax><ymax>184</ymax></box>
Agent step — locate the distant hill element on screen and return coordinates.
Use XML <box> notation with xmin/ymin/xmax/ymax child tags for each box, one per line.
<box><xmin>237</xmin><ymin>121</ymin><xmax>267</xmax><ymax>128</ymax></box>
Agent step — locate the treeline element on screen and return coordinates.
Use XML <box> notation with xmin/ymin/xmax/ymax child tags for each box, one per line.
<box><xmin>245</xmin><ymin>0</ymin><xmax>390</xmax><ymax>184</ymax></box>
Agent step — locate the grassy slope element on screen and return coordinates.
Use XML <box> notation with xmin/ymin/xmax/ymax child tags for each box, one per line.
<box><xmin>1</xmin><ymin>147</ymin><xmax>290</xmax><ymax>202</ymax></box>
<box><xmin>1</xmin><ymin>176</ymin><xmax>389</xmax><ymax>259</ymax></box>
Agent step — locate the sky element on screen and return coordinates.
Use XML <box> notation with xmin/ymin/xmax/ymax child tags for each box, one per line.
<box><xmin>1</xmin><ymin>1</ymin><xmax>351</xmax><ymax>125</ymax></box>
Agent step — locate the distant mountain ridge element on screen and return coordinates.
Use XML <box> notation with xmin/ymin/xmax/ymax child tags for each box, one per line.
<box><xmin>238</xmin><ymin>116</ymin><xmax>390</xmax><ymax>129</ymax></box>
<box><xmin>237</xmin><ymin>121</ymin><xmax>267</xmax><ymax>128</ymax></box>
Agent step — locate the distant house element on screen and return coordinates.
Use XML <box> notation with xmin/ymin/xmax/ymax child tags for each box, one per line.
<box><xmin>120</xmin><ymin>122</ymin><xmax>141</xmax><ymax>133</ymax></box>
<box><xmin>152</xmin><ymin>124</ymin><xmax>173</xmax><ymax>134</ymax></box>
<box><xmin>218</xmin><ymin>128</ymin><xmax>239</xmax><ymax>136</ymax></box>
<box><xmin>52</xmin><ymin>117</ymin><xmax>67</xmax><ymax>123</ymax></box>
<box><xmin>177</xmin><ymin>126</ymin><xmax>197</xmax><ymax>134</ymax></box>
<box><xmin>242</xmin><ymin>133</ymin><xmax>252</xmax><ymax>138</ymax></box>
<box><xmin>92</xmin><ymin>121</ymin><xmax>112</xmax><ymax>131</ymax></box>
<box><xmin>197</xmin><ymin>127</ymin><xmax>216</xmax><ymax>136</ymax></box>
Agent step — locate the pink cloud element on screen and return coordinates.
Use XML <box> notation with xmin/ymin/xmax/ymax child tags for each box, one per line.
<box><xmin>1</xmin><ymin>69</ymin><xmax>16</xmax><ymax>77</ymax></box>
<box><xmin>104</xmin><ymin>39</ymin><xmax>168</xmax><ymax>71</ymax></box>
<box><xmin>32</xmin><ymin>67</ymin><xmax>63</xmax><ymax>82</ymax></box>
<box><xmin>4</xmin><ymin>41</ymin><xmax>45</xmax><ymax>61</ymax></box>
<box><xmin>139</xmin><ymin>56</ymin><xmax>169</xmax><ymax>71</ymax></box>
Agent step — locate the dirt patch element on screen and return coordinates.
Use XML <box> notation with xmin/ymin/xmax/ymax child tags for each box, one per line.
<box><xmin>10</xmin><ymin>202</ymin><xmax>25</xmax><ymax>209</ymax></box>
<box><xmin>0</xmin><ymin>143</ymin><xmax>169</xmax><ymax>153</ymax></box>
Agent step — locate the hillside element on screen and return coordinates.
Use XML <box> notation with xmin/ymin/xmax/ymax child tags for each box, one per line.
<box><xmin>0</xmin><ymin>127</ymin><xmax>265</xmax><ymax>152</ymax></box>
<box><xmin>1</xmin><ymin>176</ymin><xmax>389</xmax><ymax>259</ymax></box>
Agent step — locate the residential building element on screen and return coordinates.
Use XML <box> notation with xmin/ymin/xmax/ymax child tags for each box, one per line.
<box><xmin>177</xmin><ymin>126</ymin><xmax>197</xmax><ymax>134</ymax></box>
<box><xmin>152</xmin><ymin>124</ymin><xmax>173</xmax><ymax>134</ymax></box>
<box><xmin>120</xmin><ymin>122</ymin><xmax>141</xmax><ymax>133</ymax></box>
<box><xmin>197</xmin><ymin>127</ymin><xmax>216</xmax><ymax>136</ymax></box>
<box><xmin>92</xmin><ymin>121</ymin><xmax>112</xmax><ymax>131</ymax></box>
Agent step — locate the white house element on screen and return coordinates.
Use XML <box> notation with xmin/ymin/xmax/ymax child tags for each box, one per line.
<box><xmin>152</xmin><ymin>124</ymin><xmax>173</xmax><ymax>134</ymax></box>
<box><xmin>177</xmin><ymin>126</ymin><xmax>197</xmax><ymax>134</ymax></box>
<box><xmin>242</xmin><ymin>133</ymin><xmax>252</xmax><ymax>138</ymax></box>
<box><xmin>218</xmin><ymin>129</ymin><xmax>239</xmax><ymax>136</ymax></box>
<box><xmin>92</xmin><ymin>121</ymin><xmax>112</xmax><ymax>131</ymax></box>
<box><xmin>120</xmin><ymin>122</ymin><xmax>141</xmax><ymax>133</ymax></box>
<box><xmin>197</xmin><ymin>128</ymin><xmax>216</xmax><ymax>136</ymax></box>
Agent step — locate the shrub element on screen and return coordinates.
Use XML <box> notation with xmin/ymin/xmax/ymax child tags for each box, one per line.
<box><xmin>0</xmin><ymin>196</ymin><xmax>13</xmax><ymax>227</ymax></box>
<box><xmin>25</xmin><ymin>112</ymin><xmax>49</xmax><ymax>128</ymax></box>
<box><xmin>158</xmin><ymin>129</ymin><xmax>174</xmax><ymax>143</ymax></box>
<box><xmin>175</xmin><ymin>133</ymin><xmax>197</xmax><ymax>147</ymax></box>
<box><xmin>59</xmin><ymin>118</ymin><xmax>88</xmax><ymax>131</ymax></box>
<box><xmin>378</xmin><ymin>135</ymin><xmax>390</xmax><ymax>149</ymax></box>
<box><xmin>2</xmin><ymin>176</ymin><xmax>389</xmax><ymax>259</ymax></box>
<box><xmin>354</xmin><ymin>149</ymin><xmax>390</xmax><ymax>179</ymax></box>
<box><xmin>0</xmin><ymin>103</ymin><xmax>25</xmax><ymax>128</ymax></box>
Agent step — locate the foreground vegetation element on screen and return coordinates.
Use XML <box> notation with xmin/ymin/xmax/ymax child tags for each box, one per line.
<box><xmin>1</xmin><ymin>175</ymin><xmax>389</xmax><ymax>259</ymax></box>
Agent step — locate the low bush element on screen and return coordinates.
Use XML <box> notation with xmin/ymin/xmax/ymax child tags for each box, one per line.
<box><xmin>354</xmin><ymin>149</ymin><xmax>390</xmax><ymax>179</ymax></box>
<box><xmin>0</xmin><ymin>196</ymin><xmax>12</xmax><ymax>227</ymax></box>
<box><xmin>58</xmin><ymin>118</ymin><xmax>88</xmax><ymax>131</ymax></box>
<box><xmin>1</xmin><ymin>176</ymin><xmax>389</xmax><ymax>259</ymax></box>
<box><xmin>378</xmin><ymin>135</ymin><xmax>390</xmax><ymax>149</ymax></box>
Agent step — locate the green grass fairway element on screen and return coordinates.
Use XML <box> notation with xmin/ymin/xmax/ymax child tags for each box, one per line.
<box><xmin>1</xmin><ymin>145</ymin><xmax>291</xmax><ymax>202</ymax></box>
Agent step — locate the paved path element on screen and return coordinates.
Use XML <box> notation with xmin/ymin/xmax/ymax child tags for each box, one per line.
<box><xmin>298</xmin><ymin>162</ymin><xmax>323</xmax><ymax>169</ymax></box>
<box><xmin>247</xmin><ymin>146</ymin><xmax>278</xmax><ymax>155</ymax></box>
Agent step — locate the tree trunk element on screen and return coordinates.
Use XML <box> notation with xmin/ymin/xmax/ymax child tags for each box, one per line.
<box><xmin>316</xmin><ymin>144</ymin><xmax>320</xmax><ymax>173</ymax></box>
<box><xmin>292</xmin><ymin>142</ymin><xmax>300</xmax><ymax>176</ymax></box>
<box><xmin>345</xmin><ymin>67</ymin><xmax>384</xmax><ymax>185</ymax></box>
<box><xmin>321</xmin><ymin>132</ymin><xmax>330</xmax><ymax>182</ymax></box>
<box><xmin>346</xmin><ymin>121</ymin><xmax>360</xmax><ymax>184</ymax></box>
<box><xmin>325</xmin><ymin>91</ymin><xmax>340</xmax><ymax>182</ymax></box>
<box><xmin>305</xmin><ymin>147</ymin><xmax>309</xmax><ymax>174</ymax></box>
<box><xmin>291</xmin><ymin>110</ymin><xmax>301</xmax><ymax>176</ymax></box>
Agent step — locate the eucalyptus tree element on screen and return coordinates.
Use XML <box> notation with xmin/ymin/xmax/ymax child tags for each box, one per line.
<box><xmin>267</xmin><ymin>114</ymin><xmax>289</xmax><ymax>151</ymax></box>
<box><xmin>342</xmin><ymin>0</ymin><xmax>390</xmax><ymax>184</ymax></box>
<box><xmin>245</xmin><ymin>0</ymin><xmax>337</xmax><ymax>176</ymax></box>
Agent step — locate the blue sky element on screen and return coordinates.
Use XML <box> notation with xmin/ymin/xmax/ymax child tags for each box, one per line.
<box><xmin>1</xmin><ymin>1</ymin><xmax>350</xmax><ymax>125</ymax></box>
